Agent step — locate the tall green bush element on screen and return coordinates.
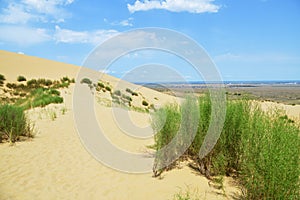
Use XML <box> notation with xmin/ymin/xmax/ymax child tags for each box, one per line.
<box><xmin>152</xmin><ymin>94</ymin><xmax>300</xmax><ymax>199</ymax></box>
<box><xmin>0</xmin><ymin>104</ymin><xmax>32</xmax><ymax>143</ymax></box>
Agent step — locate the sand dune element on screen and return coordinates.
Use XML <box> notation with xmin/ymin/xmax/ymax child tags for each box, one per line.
<box><xmin>0</xmin><ymin>51</ymin><xmax>240</xmax><ymax>199</ymax></box>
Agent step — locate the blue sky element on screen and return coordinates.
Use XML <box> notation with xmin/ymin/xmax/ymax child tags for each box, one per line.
<box><xmin>0</xmin><ymin>0</ymin><xmax>299</xmax><ymax>81</ymax></box>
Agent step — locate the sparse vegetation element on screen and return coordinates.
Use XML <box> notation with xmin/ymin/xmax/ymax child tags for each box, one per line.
<box><xmin>152</xmin><ymin>94</ymin><xmax>300</xmax><ymax>199</ymax></box>
<box><xmin>48</xmin><ymin>109</ymin><xmax>57</xmax><ymax>121</ymax></box>
<box><xmin>0</xmin><ymin>104</ymin><xmax>33</xmax><ymax>143</ymax></box>
<box><xmin>0</xmin><ymin>76</ymin><xmax>74</xmax><ymax>110</ymax></box>
<box><xmin>126</xmin><ymin>88</ymin><xmax>138</xmax><ymax>96</ymax></box>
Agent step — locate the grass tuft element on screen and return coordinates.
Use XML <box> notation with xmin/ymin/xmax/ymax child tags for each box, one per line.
<box><xmin>0</xmin><ymin>104</ymin><xmax>33</xmax><ymax>143</ymax></box>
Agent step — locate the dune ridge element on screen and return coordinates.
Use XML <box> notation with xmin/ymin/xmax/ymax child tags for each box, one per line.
<box><xmin>0</xmin><ymin>50</ymin><xmax>241</xmax><ymax>199</ymax></box>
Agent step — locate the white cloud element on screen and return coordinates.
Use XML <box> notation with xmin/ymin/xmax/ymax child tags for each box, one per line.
<box><xmin>0</xmin><ymin>0</ymin><xmax>74</xmax><ymax>24</ymax></box>
<box><xmin>0</xmin><ymin>26</ymin><xmax>51</xmax><ymax>46</ymax></box>
<box><xmin>104</xmin><ymin>17</ymin><xmax>134</xmax><ymax>27</ymax></box>
<box><xmin>119</xmin><ymin>18</ymin><xmax>134</xmax><ymax>27</ymax></box>
<box><xmin>0</xmin><ymin>24</ymin><xmax>120</xmax><ymax>46</ymax></box>
<box><xmin>54</xmin><ymin>26</ymin><xmax>120</xmax><ymax>45</ymax></box>
<box><xmin>214</xmin><ymin>52</ymin><xmax>300</xmax><ymax>63</ymax></box>
<box><xmin>127</xmin><ymin>0</ymin><xmax>220</xmax><ymax>13</ymax></box>
<box><xmin>0</xmin><ymin>3</ymin><xmax>34</xmax><ymax>24</ymax></box>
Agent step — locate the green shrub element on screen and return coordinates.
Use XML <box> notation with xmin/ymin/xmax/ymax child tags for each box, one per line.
<box><xmin>6</xmin><ymin>83</ymin><xmax>17</xmax><ymax>89</ymax></box>
<box><xmin>142</xmin><ymin>100</ymin><xmax>149</xmax><ymax>106</ymax></box>
<box><xmin>152</xmin><ymin>94</ymin><xmax>300</xmax><ymax>199</ymax></box>
<box><xmin>27</xmin><ymin>79</ymin><xmax>37</xmax><ymax>87</ymax></box>
<box><xmin>0</xmin><ymin>74</ymin><xmax>5</xmax><ymax>81</ymax></box>
<box><xmin>47</xmin><ymin>89</ymin><xmax>60</xmax><ymax>96</ymax></box>
<box><xmin>53</xmin><ymin>82</ymin><xmax>69</xmax><ymax>88</ymax></box>
<box><xmin>17</xmin><ymin>75</ymin><xmax>27</xmax><ymax>82</ymax></box>
<box><xmin>152</xmin><ymin>104</ymin><xmax>181</xmax><ymax>175</ymax></box>
<box><xmin>0</xmin><ymin>74</ymin><xmax>5</xmax><ymax>86</ymax></box>
<box><xmin>19</xmin><ymin>92</ymin><xmax>27</xmax><ymax>97</ymax></box>
<box><xmin>44</xmin><ymin>79</ymin><xmax>52</xmax><ymax>86</ymax></box>
<box><xmin>98</xmin><ymin>82</ymin><xmax>105</xmax><ymax>88</ymax></box>
<box><xmin>61</xmin><ymin>76</ymin><xmax>71</xmax><ymax>83</ymax></box>
<box><xmin>0</xmin><ymin>104</ymin><xmax>32</xmax><ymax>143</ymax></box>
<box><xmin>122</xmin><ymin>94</ymin><xmax>132</xmax><ymax>102</ymax></box>
<box><xmin>126</xmin><ymin>88</ymin><xmax>133</xmax><ymax>94</ymax></box>
<box><xmin>132</xmin><ymin>91</ymin><xmax>138</xmax><ymax>96</ymax></box>
<box><xmin>81</xmin><ymin>78</ymin><xmax>92</xmax><ymax>85</ymax></box>
<box><xmin>113</xmin><ymin>90</ymin><xmax>121</xmax><ymax>96</ymax></box>
<box><xmin>105</xmin><ymin>86</ymin><xmax>111</xmax><ymax>92</ymax></box>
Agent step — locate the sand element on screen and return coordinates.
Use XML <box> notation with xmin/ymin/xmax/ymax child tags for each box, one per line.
<box><xmin>0</xmin><ymin>51</ymin><xmax>241</xmax><ymax>199</ymax></box>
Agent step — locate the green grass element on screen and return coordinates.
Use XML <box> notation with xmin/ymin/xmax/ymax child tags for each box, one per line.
<box><xmin>0</xmin><ymin>104</ymin><xmax>33</xmax><ymax>143</ymax></box>
<box><xmin>14</xmin><ymin>88</ymin><xmax>63</xmax><ymax>110</ymax></box>
<box><xmin>152</xmin><ymin>94</ymin><xmax>300</xmax><ymax>199</ymax></box>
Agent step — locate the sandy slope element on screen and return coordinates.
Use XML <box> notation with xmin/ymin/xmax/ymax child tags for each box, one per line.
<box><xmin>0</xmin><ymin>51</ymin><xmax>240</xmax><ymax>199</ymax></box>
<box><xmin>0</xmin><ymin>87</ymin><xmax>239</xmax><ymax>200</ymax></box>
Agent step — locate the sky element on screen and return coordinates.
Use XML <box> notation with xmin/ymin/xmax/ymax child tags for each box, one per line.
<box><xmin>0</xmin><ymin>0</ymin><xmax>299</xmax><ymax>81</ymax></box>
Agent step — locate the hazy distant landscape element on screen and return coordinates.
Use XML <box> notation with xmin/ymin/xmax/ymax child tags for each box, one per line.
<box><xmin>143</xmin><ymin>82</ymin><xmax>300</xmax><ymax>105</ymax></box>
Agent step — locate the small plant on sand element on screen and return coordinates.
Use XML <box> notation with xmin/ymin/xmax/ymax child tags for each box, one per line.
<box><xmin>48</xmin><ymin>109</ymin><xmax>57</xmax><ymax>121</ymax></box>
<box><xmin>80</xmin><ymin>78</ymin><xmax>92</xmax><ymax>85</ymax></box>
<box><xmin>17</xmin><ymin>75</ymin><xmax>27</xmax><ymax>82</ymax></box>
<box><xmin>0</xmin><ymin>104</ymin><xmax>33</xmax><ymax>143</ymax></box>
<box><xmin>98</xmin><ymin>82</ymin><xmax>105</xmax><ymax>88</ymax></box>
<box><xmin>113</xmin><ymin>90</ymin><xmax>121</xmax><ymax>96</ymax></box>
<box><xmin>142</xmin><ymin>100</ymin><xmax>149</xmax><ymax>106</ymax></box>
<box><xmin>0</xmin><ymin>74</ymin><xmax>5</xmax><ymax>86</ymax></box>
<box><xmin>105</xmin><ymin>86</ymin><xmax>111</xmax><ymax>92</ymax></box>
<box><xmin>61</xmin><ymin>106</ymin><xmax>67</xmax><ymax>115</ymax></box>
<box><xmin>173</xmin><ymin>187</ymin><xmax>201</xmax><ymax>200</ymax></box>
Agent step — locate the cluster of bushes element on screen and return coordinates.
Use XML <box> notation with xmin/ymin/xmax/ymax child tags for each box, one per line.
<box><xmin>0</xmin><ymin>104</ymin><xmax>33</xmax><ymax>143</ymax></box>
<box><xmin>81</xmin><ymin>78</ymin><xmax>112</xmax><ymax>92</ymax></box>
<box><xmin>111</xmin><ymin>90</ymin><xmax>133</xmax><ymax>106</ymax></box>
<box><xmin>80</xmin><ymin>79</ymin><xmax>152</xmax><ymax>112</ymax></box>
<box><xmin>152</xmin><ymin>94</ymin><xmax>300</xmax><ymax>199</ymax></box>
<box><xmin>0</xmin><ymin>75</ymin><xmax>73</xmax><ymax>110</ymax></box>
<box><xmin>15</xmin><ymin>88</ymin><xmax>63</xmax><ymax>110</ymax></box>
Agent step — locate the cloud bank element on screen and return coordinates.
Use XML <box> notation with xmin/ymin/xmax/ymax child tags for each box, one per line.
<box><xmin>127</xmin><ymin>0</ymin><xmax>220</xmax><ymax>14</ymax></box>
